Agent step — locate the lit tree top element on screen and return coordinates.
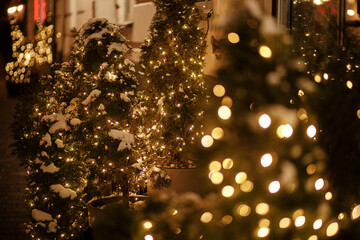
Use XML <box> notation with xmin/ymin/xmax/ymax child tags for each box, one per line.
<box><xmin>139</xmin><ymin>0</ymin><xmax>207</xmax><ymax>168</ymax></box>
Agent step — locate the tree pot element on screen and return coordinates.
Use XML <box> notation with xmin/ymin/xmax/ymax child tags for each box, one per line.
<box><xmin>147</xmin><ymin>168</ymin><xmax>205</xmax><ymax>196</ymax></box>
<box><xmin>87</xmin><ymin>195</ymin><xmax>148</xmax><ymax>228</ymax></box>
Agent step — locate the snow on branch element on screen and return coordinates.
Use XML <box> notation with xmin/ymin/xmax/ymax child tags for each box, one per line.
<box><xmin>50</xmin><ymin>184</ymin><xmax>77</xmax><ymax>200</ymax></box>
<box><xmin>82</xmin><ymin>89</ymin><xmax>101</xmax><ymax>106</ymax></box>
<box><xmin>108</xmin><ymin>129</ymin><xmax>134</xmax><ymax>151</ymax></box>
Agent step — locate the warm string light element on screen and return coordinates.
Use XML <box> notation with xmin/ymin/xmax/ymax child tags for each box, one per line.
<box><xmin>6</xmin><ymin>19</ymin><xmax>53</xmax><ymax>83</ymax></box>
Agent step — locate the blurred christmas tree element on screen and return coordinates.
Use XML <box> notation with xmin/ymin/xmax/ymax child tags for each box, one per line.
<box><xmin>291</xmin><ymin>2</ymin><xmax>360</xmax><ymax>238</ymax></box>
<box><xmin>139</xmin><ymin>0</ymin><xmax>207</xmax><ymax>171</ymax></box>
<box><xmin>5</xmin><ymin>19</ymin><xmax>53</xmax><ymax>84</ymax></box>
<box><xmin>194</xmin><ymin>1</ymin><xmax>360</xmax><ymax>239</ymax></box>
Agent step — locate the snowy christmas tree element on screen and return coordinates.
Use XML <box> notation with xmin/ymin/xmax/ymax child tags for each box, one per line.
<box><xmin>139</xmin><ymin>0</ymin><xmax>207</xmax><ymax>171</ymax></box>
<box><xmin>73</xmin><ymin>18</ymin><xmax>141</xmax><ymax>204</ymax></box>
<box><xmin>11</xmin><ymin>61</ymin><xmax>89</xmax><ymax>238</ymax></box>
<box><xmin>11</xmin><ymin>18</ymin><xmax>141</xmax><ymax>238</ymax></box>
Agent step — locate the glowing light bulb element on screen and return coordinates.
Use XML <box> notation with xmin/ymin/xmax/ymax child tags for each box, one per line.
<box><xmin>209</xmin><ymin>161</ymin><xmax>221</xmax><ymax>171</ymax></box>
<box><xmin>7</xmin><ymin>6</ymin><xmax>17</xmax><ymax>14</ymax></box>
<box><xmin>260</xmin><ymin>153</ymin><xmax>273</xmax><ymax>167</ymax></box>
<box><xmin>258</xmin><ymin>114</ymin><xmax>271</xmax><ymax>129</ymax></box>
<box><xmin>307</xmin><ymin>125</ymin><xmax>317</xmax><ymax>138</ymax></box>
<box><xmin>210</xmin><ymin>171</ymin><xmax>223</xmax><ymax>185</ymax></box>
<box><xmin>347</xmin><ymin>9</ymin><xmax>355</xmax><ymax>16</ymax></box>
<box><xmin>269</xmin><ymin>181</ymin><xmax>280</xmax><ymax>193</ymax></box>
<box><xmin>211</xmin><ymin>127</ymin><xmax>224</xmax><ymax>140</ymax></box>
<box><xmin>218</xmin><ymin>106</ymin><xmax>232</xmax><ymax>120</ymax></box>
<box><xmin>279</xmin><ymin>217</ymin><xmax>291</xmax><ymax>228</ymax></box>
<box><xmin>313</xmin><ymin>219</ymin><xmax>323</xmax><ymax>230</ymax></box>
<box><xmin>308</xmin><ymin>235</ymin><xmax>318</xmax><ymax>240</ymax></box>
<box><xmin>222</xmin><ymin>185</ymin><xmax>235</xmax><ymax>197</ymax></box>
<box><xmin>221</xmin><ymin>215</ymin><xmax>233</xmax><ymax>225</ymax></box>
<box><xmin>282</xmin><ymin>124</ymin><xmax>293</xmax><ymax>138</ymax></box>
<box><xmin>201</xmin><ymin>135</ymin><xmax>214</xmax><ymax>148</ymax></box>
<box><xmin>346</xmin><ymin>80</ymin><xmax>353</xmax><ymax>89</ymax></box>
<box><xmin>257</xmin><ymin>227</ymin><xmax>270</xmax><ymax>238</ymax></box>
<box><xmin>200</xmin><ymin>212</ymin><xmax>213</xmax><ymax>223</ymax></box>
<box><xmin>222</xmin><ymin>158</ymin><xmax>233</xmax><ymax>169</ymax></box>
<box><xmin>228</xmin><ymin>32</ymin><xmax>240</xmax><ymax>44</ymax></box>
<box><xmin>314</xmin><ymin>74</ymin><xmax>322</xmax><ymax>83</ymax></box>
<box><xmin>143</xmin><ymin>221</ymin><xmax>153</xmax><ymax>229</ymax></box>
<box><xmin>240</xmin><ymin>180</ymin><xmax>254</xmax><ymax>192</ymax></box>
<box><xmin>295</xmin><ymin>216</ymin><xmax>306</xmax><ymax>227</ymax></box>
<box><xmin>144</xmin><ymin>235</ymin><xmax>153</xmax><ymax>240</ymax></box>
<box><xmin>323</xmin><ymin>73</ymin><xmax>329</xmax><ymax>80</ymax></box>
<box><xmin>326</xmin><ymin>222</ymin><xmax>339</xmax><ymax>237</ymax></box>
<box><xmin>259</xmin><ymin>45</ymin><xmax>272</xmax><ymax>58</ymax></box>
<box><xmin>237</xmin><ymin>204</ymin><xmax>251</xmax><ymax>217</ymax></box>
<box><xmin>255</xmin><ymin>203</ymin><xmax>270</xmax><ymax>215</ymax></box>
<box><xmin>258</xmin><ymin>218</ymin><xmax>270</xmax><ymax>228</ymax></box>
<box><xmin>213</xmin><ymin>85</ymin><xmax>226</xmax><ymax>97</ymax></box>
<box><xmin>351</xmin><ymin>204</ymin><xmax>360</xmax><ymax>220</ymax></box>
<box><xmin>315</xmin><ymin>178</ymin><xmax>324</xmax><ymax>190</ymax></box>
<box><xmin>235</xmin><ymin>172</ymin><xmax>247</xmax><ymax>184</ymax></box>
<box><xmin>325</xmin><ymin>191</ymin><xmax>333</xmax><ymax>200</ymax></box>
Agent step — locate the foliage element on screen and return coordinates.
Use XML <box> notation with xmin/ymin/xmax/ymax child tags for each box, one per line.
<box><xmin>138</xmin><ymin>0</ymin><xmax>207</xmax><ymax>173</ymax></box>
<box><xmin>11</xmin><ymin>18</ymin><xmax>141</xmax><ymax>239</ymax></box>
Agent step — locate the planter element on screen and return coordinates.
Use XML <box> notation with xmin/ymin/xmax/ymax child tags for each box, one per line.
<box><xmin>147</xmin><ymin>168</ymin><xmax>205</xmax><ymax>196</ymax></box>
<box><xmin>87</xmin><ymin>195</ymin><xmax>148</xmax><ymax>228</ymax></box>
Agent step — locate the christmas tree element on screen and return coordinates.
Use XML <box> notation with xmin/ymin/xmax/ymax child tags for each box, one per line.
<box><xmin>73</xmin><ymin>18</ymin><xmax>141</xmax><ymax>204</ymax></box>
<box><xmin>291</xmin><ymin>1</ymin><xmax>360</xmax><ymax>238</ymax></box>
<box><xmin>139</xmin><ymin>0</ymin><xmax>207</xmax><ymax>171</ymax></box>
<box><xmin>193</xmin><ymin>1</ymin><xmax>359</xmax><ymax>239</ymax></box>
<box><xmin>11</xmin><ymin>18</ymin><xmax>141</xmax><ymax>239</ymax></box>
<box><xmin>11</xmin><ymin>61</ymin><xmax>89</xmax><ymax>239</ymax></box>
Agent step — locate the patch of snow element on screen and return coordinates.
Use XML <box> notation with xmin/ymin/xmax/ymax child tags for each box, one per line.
<box><xmin>124</xmin><ymin>59</ymin><xmax>135</xmax><ymax>66</ymax></box>
<box><xmin>131</xmin><ymin>163</ymin><xmax>142</xmax><ymax>170</ymax></box>
<box><xmin>50</xmin><ymin>184</ymin><xmax>77</xmax><ymax>200</ymax></box>
<box><xmin>107</xmin><ymin>43</ymin><xmax>129</xmax><ymax>55</ymax></box>
<box><xmin>34</xmin><ymin>158</ymin><xmax>43</xmax><ymax>164</ymax></box>
<box><xmin>31</xmin><ymin>209</ymin><xmax>53</xmax><ymax>221</ymax></box>
<box><xmin>105</xmin><ymin>72</ymin><xmax>118</xmax><ymax>82</ymax></box>
<box><xmin>79</xmin><ymin>18</ymin><xmax>107</xmax><ymax>36</ymax></box>
<box><xmin>35</xmin><ymin>222</ymin><xmax>46</xmax><ymax>228</ymax></box>
<box><xmin>82</xmin><ymin>89</ymin><xmax>101</xmax><ymax>105</ymax></box>
<box><xmin>41</xmin><ymin>151</ymin><xmax>49</xmax><ymax>158</ymax></box>
<box><xmin>120</xmin><ymin>93</ymin><xmax>131</xmax><ymax>102</ymax></box>
<box><xmin>84</xmin><ymin>27</ymin><xmax>110</xmax><ymax>46</ymax></box>
<box><xmin>55</xmin><ymin>139</ymin><xmax>64</xmax><ymax>148</ymax></box>
<box><xmin>40</xmin><ymin>133</ymin><xmax>52</xmax><ymax>148</ymax></box>
<box><xmin>108</xmin><ymin>130</ymin><xmax>134</xmax><ymax>151</ymax></box>
<box><xmin>42</xmin><ymin>114</ymin><xmax>70</xmax><ymax>133</ymax></box>
<box><xmin>98</xmin><ymin>104</ymin><xmax>105</xmax><ymax>110</ymax></box>
<box><xmin>70</xmin><ymin>118</ymin><xmax>81</xmax><ymax>126</ymax></box>
<box><xmin>47</xmin><ymin>220</ymin><xmax>57</xmax><ymax>233</ymax></box>
<box><xmin>40</xmin><ymin>163</ymin><xmax>60</xmax><ymax>173</ymax></box>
